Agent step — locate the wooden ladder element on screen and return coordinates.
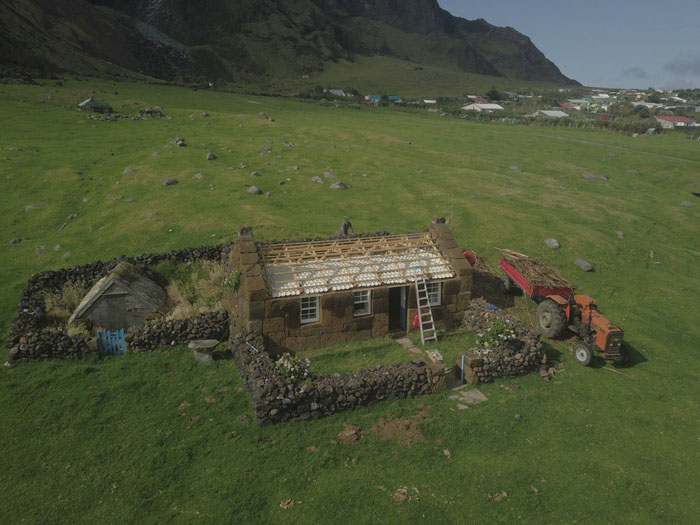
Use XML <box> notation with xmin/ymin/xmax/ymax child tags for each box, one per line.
<box><xmin>415</xmin><ymin>274</ymin><xmax>438</xmax><ymax>345</ymax></box>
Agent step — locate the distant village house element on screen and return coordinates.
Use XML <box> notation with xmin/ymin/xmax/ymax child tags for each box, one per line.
<box><xmin>655</xmin><ymin>116</ymin><xmax>698</xmax><ymax>129</ymax></box>
<box><xmin>77</xmin><ymin>96</ymin><xmax>112</xmax><ymax>114</ymax></box>
<box><xmin>461</xmin><ymin>103</ymin><xmax>504</xmax><ymax>113</ymax></box>
<box><xmin>530</xmin><ymin>109</ymin><xmax>569</xmax><ymax>119</ymax></box>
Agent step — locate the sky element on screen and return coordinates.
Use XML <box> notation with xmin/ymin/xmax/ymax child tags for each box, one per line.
<box><xmin>438</xmin><ymin>0</ymin><xmax>700</xmax><ymax>89</ymax></box>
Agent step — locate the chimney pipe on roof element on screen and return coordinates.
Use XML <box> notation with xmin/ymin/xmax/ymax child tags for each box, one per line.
<box><xmin>238</xmin><ymin>225</ymin><xmax>253</xmax><ymax>238</ymax></box>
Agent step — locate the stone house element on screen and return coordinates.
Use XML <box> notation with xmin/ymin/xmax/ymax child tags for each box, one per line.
<box><xmin>69</xmin><ymin>262</ymin><xmax>169</xmax><ymax>330</ymax></box>
<box><xmin>230</xmin><ymin>219</ymin><xmax>472</xmax><ymax>355</ymax></box>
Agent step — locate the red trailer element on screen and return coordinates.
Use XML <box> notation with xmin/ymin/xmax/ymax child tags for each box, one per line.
<box><xmin>499</xmin><ymin>257</ymin><xmax>574</xmax><ymax>301</ymax></box>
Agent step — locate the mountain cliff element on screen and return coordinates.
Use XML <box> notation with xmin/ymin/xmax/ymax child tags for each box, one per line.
<box><xmin>0</xmin><ymin>0</ymin><xmax>578</xmax><ymax>85</ymax></box>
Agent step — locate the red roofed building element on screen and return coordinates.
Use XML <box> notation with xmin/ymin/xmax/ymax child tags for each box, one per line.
<box><xmin>655</xmin><ymin>116</ymin><xmax>698</xmax><ymax>129</ymax></box>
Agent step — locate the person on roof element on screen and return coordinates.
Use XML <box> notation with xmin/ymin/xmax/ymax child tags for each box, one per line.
<box><xmin>337</xmin><ymin>218</ymin><xmax>354</xmax><ymax>238</ymax></box>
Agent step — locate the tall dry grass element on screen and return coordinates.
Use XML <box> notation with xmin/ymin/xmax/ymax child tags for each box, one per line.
<box><xmin>43</xmin><ymin>281</ymin><xmax>87</xmax><ymax>324</ymax></box>
<box><xmin>166</xmin><ymin>261</ymin><xmax>227</xmax><ymax>320</ymax></box>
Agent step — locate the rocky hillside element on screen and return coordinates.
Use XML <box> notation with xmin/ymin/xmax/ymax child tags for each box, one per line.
<box><xmin>0</xmin><ymin>0</ymin><xmax>578</xmax><ymax>85</ymax></box>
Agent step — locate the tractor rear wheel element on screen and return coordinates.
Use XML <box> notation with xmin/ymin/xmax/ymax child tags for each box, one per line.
<box><xmin>573</xmin><ymin>343</ymin><xmax>593</xmax><ymax>366</ymax></box>
<box><xmin>536</xmin><ymin>299</ymin><xmax>566</xmax><ymax>337</ymax></box>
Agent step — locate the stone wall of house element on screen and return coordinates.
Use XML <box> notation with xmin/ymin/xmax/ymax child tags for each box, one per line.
<box><xmin>231</xmin><ymin>332</ymin><xmax>442</xmax><ymax>425</ymax></box>
<box><xmin>455</xmin><ymin>298</ymin><xmax>548</xmax><ymax>383</ymax></box>
<box><xmin>7</xmin><ymin>243</ymin><xmax>231</xmax><ymax>360</ymax></box>
<box><xmin>230</xmin><ymin>221</ymin><xmax>473</xmax><ymax>355</ymax></box>
<box><xmin>428</xmin><ymin>218</ymin><xmax>473</xmax><ymax>325</ymax></box>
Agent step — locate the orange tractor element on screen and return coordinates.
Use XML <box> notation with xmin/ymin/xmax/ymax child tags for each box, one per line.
<box><xmin>469</xmin><ymin>249</ymin><xmax>627</xmax><ymax>366</ymax></box>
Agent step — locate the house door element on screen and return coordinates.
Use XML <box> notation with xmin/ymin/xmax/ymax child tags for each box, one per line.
<box><xmin>388</xmin><ymin>286</ymin><xmax>408</xmax><ymax>331</ymax></box>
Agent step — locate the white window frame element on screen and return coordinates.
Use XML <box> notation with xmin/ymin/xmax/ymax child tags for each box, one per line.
<box><xmin>426</xmin><ymin>282</ymin><xmax>441</xmax><ymax>306</ymax></box>
<box><xmin>353</xmin><ymin>290</ymin><xmax>372</xmax><ymax>317</ymax></box>
<box><xmin>300</xmin><ymin>296</ymin><xmax>320</xmax><ymax>324</ymax></box>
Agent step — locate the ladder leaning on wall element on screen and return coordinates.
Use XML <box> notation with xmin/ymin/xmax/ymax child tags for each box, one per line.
<box><xmin>414</xmin><ymin>272</ymin><xmax>438</xmax><ymax>345</ymax></box>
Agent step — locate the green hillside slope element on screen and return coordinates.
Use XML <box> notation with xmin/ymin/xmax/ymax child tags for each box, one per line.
<box><xmin>0</xmin><ymin>79</ymin><xmax>698</xmax><ymax>522</ymax></box>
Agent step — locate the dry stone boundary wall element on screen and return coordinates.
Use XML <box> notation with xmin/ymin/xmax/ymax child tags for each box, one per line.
<box><xmin>461</xmin><ymin>298</ymin><xmax>548</xmax><ymax>383</ymax></box>
<box><xmin>7</xmin><ymin>243</ymin><xmax>231</xmax><ymax>360</ymax></box>
<box><xmin>231</xmin><ymin>332</ymin><xmax>438</xmax><ymax>425</ymax></box>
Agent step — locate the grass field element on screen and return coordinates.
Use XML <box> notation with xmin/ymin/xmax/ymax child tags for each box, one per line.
<box><xmin>1</xmin><ymin>79</ymin><xmax>699</xmax><ymax>523</ymax></box>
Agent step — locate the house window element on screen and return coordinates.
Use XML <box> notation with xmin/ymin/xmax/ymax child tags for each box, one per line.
<box><xmin>426</xmin><ymin>282</ymin><xmax>441</xmax><ymax>306</ymax></box>
<box><xmin>300</xmin><ymin>296</ymin><xmax>319</xmax><ymax>324</ymax></box>
<box><xmin>353</xmin><ymin>290</ymin><xmax>371</xmax><ymax>316</ymax></box>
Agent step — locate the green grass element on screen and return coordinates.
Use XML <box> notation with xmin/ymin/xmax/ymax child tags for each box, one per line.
<box><xmin>1</xmin><ymin>78</ymin><xmax>700</xmax><ymax>523</ymax></box>
<box><xmin>297</xmin><ymin>336</ymin><xmax>415</xmax><ymax>376</ymax></box>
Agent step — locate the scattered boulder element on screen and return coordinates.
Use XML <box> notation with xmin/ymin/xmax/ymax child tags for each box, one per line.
<box><xmin>207</xmin><ymin>152</ymin><xmax>217</xmax><ymax>161</ymax></box>
<box><xmin>311</xmin><ymin>176</ymin><xmax>324</xmax><ymax>184</ymax></box>
<box><xmin>582</xmin><ymin>172</ymin><xmax>597</xmax><ymax>181</ymax></box>
<box><xmin>574</xmin><ymin>258</ymin><xmax>594</xmax><ymax>272</ymax></box>
<box><xmin>544</xmin><ymin>238</ymin><xmax>560</xmax><ymax>250</ymax></box>
<box><xmin>240</xmin><ymin>162</ymin><xmax>247</xmax><ymax>169</ymax></box>
<box><xmin>24</xmin><ymin>203</ymin><xmax>46</xmax><ymax>212</ymax></box>
<box><xmin>174</xmin><ymin>137</ymin><xmax>186</xmax><ymax>147</ymax></box>
<box><xmin>263</xmin><ymin>145</ymin><xmax>271</xmax><ymax>152</ymax></box>
<box><xmin>509</xmin><ymin>165</ymin><xmax>520</xmax><ymax>171</ymax></box>
<box><xmin>35</xmin><ymin>245</ymin><xmax>45</xmax><ymax>257</ymax></box>
<box><xmin>616</xmin><ymin>230</ymin><xmax>624</xmax><ymax>239</ymax></box>
<box><xmin>291</xmin><ymin>165</ymin><xmax>299</xmax><ymax>171</ymax></box>
<box><xmin>194</xmin><ymin>172</ymin><xmax>204</xmax><ymax>180</ymax></box>
<box><xmin>200</xmin><ymin>112</ymin><xmax>209</xmax><ymax>117</ymax></box>
<box><xmin>163</xmin><ymin>178</ymin><xmax>178</xmax><ymax>186</ymax></box>
<box><xmin>247</xmin><ymin>186</ymin><xmax>262</xmax><ymax>195</ymax></box>
<box><xmin>152</xmin><ymin>151</ymin><xmax>160</xmax><ymax>157</ymax></box>
<box><xmin>251</xmin><ymin>171</ymin><xmax>260</xmax><ymax>177</ymax></box>
<box><xmin>626</xmin><ymin>169</ymin><xmax>639</xmax><ymax>175</ymax></box>
<box><xmin>283</xmin><ymin>140</ymin><xmax>294</xmax><ymax>147</ymax></box>
<box><xmin>279</xmin><ymin>180</ymin><xmax>286</xmax><ymax>185</ymax></box>
<box><xmin>323</xmin><ymin>171</ymin><xmax>336</xmax><ymax>179</ymax></box>
<box><xmin>258</xmin><ymin>112</ymin><xmax>268</xmax><ymax>119</ymax></box>
<box><xmin>123</xmin><ymin>167</ymin><xmax>133</xmax><ymax>175</ymax></box>
<box><xmin>82</xmin><ymin>196</ymin><xmax>89</xmax><ymax>203</ymax></box>
<box><xmin>53</xmin><ymin>244</ymin><xmax>61</xmax><ymax>251</ymax></box>
<box><xmin>330</xmin><ymin>182</ymin><xmax>349</xmax><ymax>190</ymax></box>
<box><xmin>599</xmin><ymin>174</ymin><xmax>609</xmax><ymax>181</ymax></box>
<box><xmin>126</xmin><ymin>197</ymin><xmax>135</xmax><ymax>203</ymax></box>
<box><xmin>265</xmin><ymin>191</ymin><xmax>272</xmax><ymax>199</ymax></box>
<box><xmin>680</xmin><ymin>201</ymin><xmax>696</xmax><ymax>207</ymax></box>
<box><xmin>10</xmin><ymin>238</ymin><xmax>22</xmax><ymax>244</ymax></box>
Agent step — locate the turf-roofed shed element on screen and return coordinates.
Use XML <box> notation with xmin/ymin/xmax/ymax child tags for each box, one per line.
<box><xmin>230</xmin><ymin>218</ymin><xmax>473</xmax><ymax>355</ymax></box>
<box><xmin>68</xmin><ymin>262</ymin><xmax>169</xmax><ymax>330</ymax></box>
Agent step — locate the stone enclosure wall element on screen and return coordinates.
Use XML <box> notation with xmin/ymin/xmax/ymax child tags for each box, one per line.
<box><xmin>457</xmin><ymin>298</ymin><xmax>548</xmax><ymax>383</ymax></box>
<box><xmin>7</xmin><ymin>243</ymin><xmax>231</xmax><ymax>360</ymax></box>
<box><xmin>231</xmin><ymin>332</ymin><xmax>443</xmax><ymax>425</ymax></box>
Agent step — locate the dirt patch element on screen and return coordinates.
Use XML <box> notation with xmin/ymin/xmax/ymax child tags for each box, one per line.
<box><xmin>338</xmin><ymin>424</ymin><xmax>363</xmax><ymax>444</ymax></box>
<box><xmin>371</xmin><ymin>405</ymin><xmax>431</xmax><ymax>447</ymax></box>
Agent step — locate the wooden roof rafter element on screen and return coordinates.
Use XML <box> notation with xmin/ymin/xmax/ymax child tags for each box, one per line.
<box><xmin>258</xmin><ymin>233</ymin><xmax>455</xmax><ymax>298</ymax></box>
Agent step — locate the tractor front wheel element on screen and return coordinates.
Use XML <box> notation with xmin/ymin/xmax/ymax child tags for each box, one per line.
<box><xmin>573</xmin><ymin>343</ymin><xmax>593</xmax><ymax>366</ymax></box>
<box><xmin>536</xmin><ymin>299</ymin><xmax>566</xmax><ymax>337</ymax></box>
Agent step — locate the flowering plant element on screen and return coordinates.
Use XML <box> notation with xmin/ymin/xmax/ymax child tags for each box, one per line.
<box><xmin>477</xmin><ymin>319</ymin><xmax>517</xmax><ymax>350</ymax></box>
<box><xmin>275</xmin><ymin>352</ymin><xmax>311</xmax><ymax>382</ymax></box>
<box><xmin>223</xmin><ymin>270</ymin><xmax>241</xmax><ymax>291</ymax></box>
